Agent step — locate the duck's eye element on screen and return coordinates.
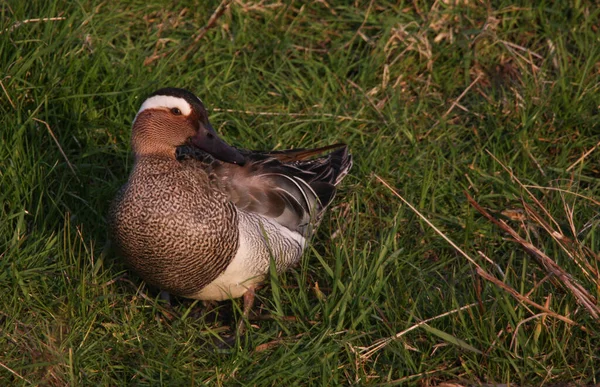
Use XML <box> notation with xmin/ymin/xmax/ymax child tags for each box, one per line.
<box><xmin>171</xmin><ymin>107</ymin><xmax>182</xmax><ymax>116</ymax></box>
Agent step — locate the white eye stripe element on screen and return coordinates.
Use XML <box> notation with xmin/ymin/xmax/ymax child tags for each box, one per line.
<box><xmin>136</xmin><ymin>95</ymin><xmax>193</xmax><ymax>117</ymax></box>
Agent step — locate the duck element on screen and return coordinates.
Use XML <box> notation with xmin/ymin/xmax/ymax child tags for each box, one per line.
<box><xmin>109</xmin><ymin>87</ymin><xmax>352</xmax><ymax>319</ymax></box>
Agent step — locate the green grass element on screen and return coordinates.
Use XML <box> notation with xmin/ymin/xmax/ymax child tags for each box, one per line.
<box><xmin>2</xmin><ymin>0</ymin><xmax>600</xmax><ymax>384</ymax></box>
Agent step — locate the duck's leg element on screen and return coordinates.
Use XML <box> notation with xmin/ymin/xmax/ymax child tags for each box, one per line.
<box><xmin>236</xmin><ymin>285</ymin><xmax>258</xmax><ymax>335</ymax></box>
<box><xmin>212</xmin><ymin>286</ymin><xmax>258</xmax><ymax>349</ymax></box>
<box><xmin>159</xmin><ymin>290</ymin><xmax>172</xmax><ymax>305</ymax></box>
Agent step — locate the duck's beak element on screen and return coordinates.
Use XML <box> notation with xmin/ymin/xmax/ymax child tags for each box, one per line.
<box><xmin>189</xmin><ymin>122</ymin><xmax>246</xmax><ymax>165</ymax></box>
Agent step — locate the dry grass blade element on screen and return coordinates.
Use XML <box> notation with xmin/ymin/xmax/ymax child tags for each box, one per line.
<box><xmin>499</xmin><ymin>39</ymin><xmax>542</xmax><ymax>71</ymax></box>
<box><xmin>485</xmin><ymin>150</ymin><xmax>561</xmax><ymax>231</ymax></box>
<box><xmin>566</xmin><ymin>140</ymin><xmax>600</xmax><ymax>172</ymax></box>
<box><xmin>180</xmin><ymin>0</ymin><xmax>231</xmax><ymax>61</ymax></box>
<box><xmin>522</xmin><ymin>201</ymin><xmax>599</xmax><ymax>280</ymax></box>
<box><xmin>374</xmin><ymin>174</ymin><xmax>481</xmax><ymax>268</ymax></box>
<box><xmin>254</xmin><ymin>333</ymin><xmax>305</xmax><ymax>352</ymax></box>
<box><xmin>428</xmin><ymin>73</ymin><xmax>483</xmax><ymax>131</ymax></box>
<box><xmin>0</xmin><ymin>361</ymin><xmax>32</xmax><ymax>384</ymax></box>
<box><xmin>0</xmin><ymin>79</ymin><xmax>15</xmax><ymax>109</ymax></box>
<box><xmin>193</xmin><ymin>0</ymin><xmax>231</xmax><ymax>42</ymax></box>
<box><xmin>2</xmin><ymin>16</ymin><xmax>66</xmax><ymax>34</ymax></box>
<box><xmin>212</xmin><ymin>107</ymin><xmax>377</xmax><ymax>124</ymax></box>
<box><xmin>465</xmin><ymin>192</ymin><xmax>600</xmax><ymax>320</ymax></box>
<box><xmin>32</xmin><ymin>118</ymin><xmax>79</xmax><ymax>180</ymax></box>
<box><xmin>441</xmin><ymin>73</ymin><xmax>483</xmax><ymax>120</ymax></box>
<box><xmin>523</xmin><ymin>185</ymin><xmax>600</xmax><ymax>207</ymax></box>
<box><xmin>475</xmin><ymin>268</ymin><xmax>578</xmax><ymax>327</ymax></box>
<box><xmin>359</xmin><ymin>302</ymin><xmax>479</xmax><ymax>360</ymax></box>
<box><xmin>342</xmin><ymin>0</ymin><xmax>375</xmax><ymax>49</ymax></box>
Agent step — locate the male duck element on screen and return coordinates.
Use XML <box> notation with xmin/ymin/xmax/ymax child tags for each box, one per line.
<box><xmin>109</xmin><ymin>87</ymin><xmax>352</xmax><ymax>312</ymax></box>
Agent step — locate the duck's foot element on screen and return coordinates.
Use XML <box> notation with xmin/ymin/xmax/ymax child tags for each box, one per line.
<box><xmin>204</xmin><ymin>287</ymin><xmax>264</xmax><ymax>351</ymax></box>
<box><xmin>159</xmin><ymin>290</ymin><xmax>172</xmax><ymax>305</ymax></box>
<box><xmin>212</xmin><ymin>287</ymin><xmax>259</xmax><ymax>349</ymax></box>
<box><xmin>212</xmin><ymin>333</ymin><xmax>237</xmax><ymax>350</ymax></box>
<box><xmin>154</xmin><ymin>290</ymin><xmax>178</xmax><ymax>320</ymax></box>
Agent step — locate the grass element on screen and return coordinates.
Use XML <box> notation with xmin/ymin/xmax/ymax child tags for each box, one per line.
<box><xmin>1</xmin><ymin>0</ymin><xmax>599</xmax><ymax>384</ymax></box>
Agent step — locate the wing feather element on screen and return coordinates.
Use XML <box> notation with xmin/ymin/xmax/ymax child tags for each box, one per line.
<box><xmin>176</xmin><ymin>144</ymin><xmax>352</xmax><ymax>235</ymax></box>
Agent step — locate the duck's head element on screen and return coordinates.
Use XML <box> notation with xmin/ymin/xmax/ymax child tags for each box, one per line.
<box><xmin>131</xmin><ymin>87</ymin><xmax>245</xmax><ymax>164</ymax></box>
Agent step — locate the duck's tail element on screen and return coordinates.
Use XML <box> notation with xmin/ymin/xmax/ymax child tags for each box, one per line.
<box><xmin>266</xmin><ymin>144</ymin><xmax>352</xmax><ymax>211</ymax></box>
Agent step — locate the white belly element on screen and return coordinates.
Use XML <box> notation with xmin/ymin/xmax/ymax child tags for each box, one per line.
<box><xmin>191</xmin><ymin>212</ymin><xmax>305</xmax><ymax>301</ymax></box>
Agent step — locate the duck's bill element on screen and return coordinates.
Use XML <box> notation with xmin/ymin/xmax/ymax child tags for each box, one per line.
<box><xmin>189</xmin><ymin>124</ymin><xmax>246</xmax><ymax>165</ymax></box>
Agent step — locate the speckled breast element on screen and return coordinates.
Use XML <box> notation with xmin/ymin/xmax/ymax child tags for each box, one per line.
<box><xmin>109</xmin><ymin>158</ymin><xmax>239</xmax><ymax>297</ymax></box>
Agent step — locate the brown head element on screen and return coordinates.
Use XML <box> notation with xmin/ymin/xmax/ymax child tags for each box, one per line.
<box><xmin>131</xmin><ymin>87</ymin><xmax>245</xmax><ymax>164</ymax></box>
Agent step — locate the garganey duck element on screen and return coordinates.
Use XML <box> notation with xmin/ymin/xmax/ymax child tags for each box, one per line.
<box><xmin>109</xmin><ymin>87</ymin><xmax>352</xmax><ymax>319</ymax></box>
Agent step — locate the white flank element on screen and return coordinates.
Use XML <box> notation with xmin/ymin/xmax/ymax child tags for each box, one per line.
<box><xmin>193</xmin><ymin>214</ymin><xmax>306</xmax><ymax>301</ymax></box>
<box><xmin>194</xmin><ymin>230</ymin><xmax>258</xmax><ymax>300</ymax></box>
<box><xmin>136</xmin><ymin>95</ymin><xmax>192</xmax><ymax>119</ymax></box>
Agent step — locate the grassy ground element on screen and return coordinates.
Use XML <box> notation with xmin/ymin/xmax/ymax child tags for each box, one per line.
<box><xmin>2</xmin><ymin>0</ymin><xmax>600</xmax><ymax>385</ymax></box>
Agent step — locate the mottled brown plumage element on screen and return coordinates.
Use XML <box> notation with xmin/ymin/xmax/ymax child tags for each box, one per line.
<box><xmin>109</xmin><ymin>88</ymin><xmax>352</xmax><ymax>301</ymax></box>
<box><xmin>110</xmin><ymin>156</ymin><xmax>239</xmax><ymax>296</ymax></box>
